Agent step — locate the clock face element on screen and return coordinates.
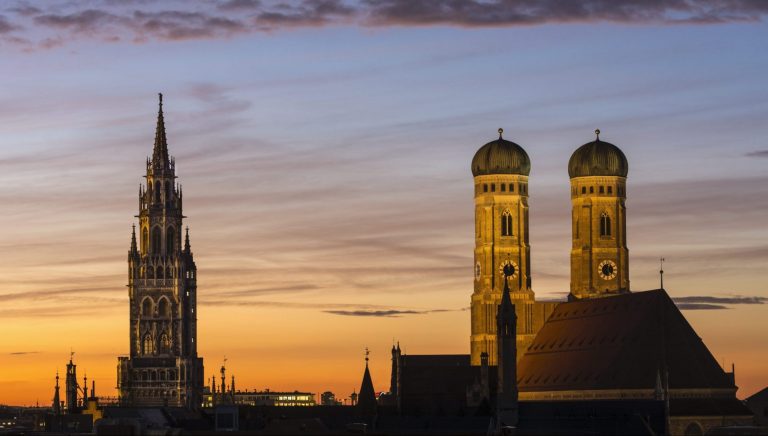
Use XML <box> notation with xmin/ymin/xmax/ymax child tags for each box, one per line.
<box><xmin>598</xmin><ymin>260</ymin><xmax>618</xmax><ymax>280</ymax></box>
<box><xmin>475</xmin><ymin>262</ymin><xmax>482</xmax><ymax>281</ymax></box>
<box><xmin>499</xmin><ymin>259</ymin><xmax>519</xmax><ymax>279</ymax></box>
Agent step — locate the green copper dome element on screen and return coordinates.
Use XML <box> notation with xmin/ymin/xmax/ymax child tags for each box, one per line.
<box><xmin>471</xmin><ymin>129</ymin><xmax>531</xmax><ymax>177</ymax></box>
<box><xmin>568</xmin><ymin>131</ymin><xmax>628</xmax><ymax>178</ymax></box>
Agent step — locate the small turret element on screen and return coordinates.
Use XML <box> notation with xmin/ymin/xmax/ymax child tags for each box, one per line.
<box><xmin>52</xmin><ymin>371</ymin><xmax>61</xmax><ymax>415</ymax></box>
<box><xmin>130</xmin><ymin>224</ymin><xmax>138</xmax><ymax>254</ymax></box>
<box><xmin>184</xmin><ymin>227</ymin><xmax>191</xmax><ymax>254</ymax></box>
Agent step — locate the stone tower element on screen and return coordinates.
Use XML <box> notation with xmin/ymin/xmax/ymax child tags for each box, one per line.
<box><xmin>470</xmin><ymin>129</ymin><xmax>534</xmax><ymax>366</ymax></box>
<box><xmin>117</xmin><ymin>94</ymin><xmax>204</xmax><ymax>408</ymax></box>
<box><xmin>568</xmin><ymin>130</ymin><xmax>629</xmax><ymax>300</ymax></box>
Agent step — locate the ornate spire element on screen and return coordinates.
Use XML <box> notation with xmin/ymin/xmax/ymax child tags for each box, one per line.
<box><xmin>130</xmin><ymin>224</ymin><xmax>137</xmax><ymax>253</ymax></box>
<box><xmin>152</xmin><ymin>93</ymin><xmax>169</xmax><ymax>168</ymax></box>
<box><xmin>53</xmin><ymin>370</ymin><xmax>61</xmax><ymax>415</ymax></box>
<box><xmin>659</xmin><ymin>257</ymin><xmax>665</xmax><ymax>290</ymax></box>
<box><xmin>498</xmin><ymin>127</ymin><xmax>504</xmax><ymax>139</ymax></box>
<box><xmin>594</xmin><ymin>128</ymin><xmax>601</xmax><ymax>141</ymax></box>
<box><xmin>184</xmin><ymin>226</ymin><xmax>191</xmax><ymax>254</ymax></box>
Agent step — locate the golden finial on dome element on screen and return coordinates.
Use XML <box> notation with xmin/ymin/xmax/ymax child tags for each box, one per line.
<box><xmin>595</xmin><ymin>129</ymin><xmax>600</xmax><ymax>140</ymax></box>
<box><xmin>498</xmin><ymin>128</ymin><xmax>504</xmax><ymax>139</ymax></box>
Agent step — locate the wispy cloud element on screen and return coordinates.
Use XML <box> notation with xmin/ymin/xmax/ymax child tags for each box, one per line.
<box><xmin>3</xmin><ymin>0</ymin><xmax>768</xmax><ymax>49</ymax></box>
<box><xmin>324</xmin><ymin>308</ymin><xmax>455</xmax><ymax>317</ymax></box>
<box><xmin>673</xmin><ymin>295</ymin><xmax>767</xmax><ymax>310</ymax></box>
<box><xmin>9</xmin><ymin>351</ymin><xmax>39</xmax><ymax>355</ymax></box>
<box><xmin>675</xmin><ymin>303</ymin><xmax>728</xmax><ymax>310</ymax></box>
<box><xmin>745</xmin><ymin>150</ymin><xmax>768</xmax><ymax>158</ymax></box>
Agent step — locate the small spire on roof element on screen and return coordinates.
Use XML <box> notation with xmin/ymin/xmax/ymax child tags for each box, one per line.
<box><xmin>498</xmin><ymin>128</ymin><xmax>504</xmax><ymax>139</ymax></box>
<box><xmin>659</xmin><ymin>257</ymin><xmax>665</xmax><ymax>290</ymax></box>
<box><xmin>594</xmin><ymin>128</ymin><xmax>601</xmax><ymax>141</ymax></box>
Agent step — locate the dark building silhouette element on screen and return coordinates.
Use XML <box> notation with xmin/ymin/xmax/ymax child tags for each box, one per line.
<box><xmin>746</xmin><ymin>387</ymin><xmax>768</xmax><ymax>426</ymax></box>
<box><xmin>357</xmin><ymin>349</ymin><xmax>377</xmax><ymax>419</ymax></box>
<box><xmin>495</xmin><ymin>263</ymin><xmax>518</xmax><ymax>428</ymax></box>
<box><xmin>117</xmin><ymin>94</ymin><xmax>204</xmax><ymax>408</ymax></box>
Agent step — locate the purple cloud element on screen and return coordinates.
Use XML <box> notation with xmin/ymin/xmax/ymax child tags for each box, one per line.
<box><xmin>3</xmin><ymin>0</ymin><xmax>768</xmax><ymax>49</ymax></box>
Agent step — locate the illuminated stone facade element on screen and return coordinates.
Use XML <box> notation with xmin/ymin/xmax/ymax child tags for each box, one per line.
<box><xmin>470</xmin><ymin>131</ymin><xmax>557</xmax><ymax>366</ymax></box>
<box><xmin>117</xmin><ymin>95</ymin><xmax>204</xmax><ymax>408</ymax></box>
<box><xmin>568</xmin><ymin>133</ymin><xmax>630</xmax><ymax>299</ymax></box>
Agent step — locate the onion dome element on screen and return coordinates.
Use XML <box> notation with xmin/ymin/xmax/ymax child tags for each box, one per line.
<box><xmin>568</xmin><ymin>129</ymin><xmax>628</xmax><ymax>178</ymax></box>
<box><xmin>471</xmin><ymin>128</ymin><xmax>531</xmax><ymax>177</ymax></box>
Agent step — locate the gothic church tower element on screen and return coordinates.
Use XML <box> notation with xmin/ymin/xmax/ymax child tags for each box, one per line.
<box><xmin>118</xmin><ymin>94</ymin><xmax>204</xmax><ymax>408</ymax></box>
<box><xmin>568</xmin><ymin>130</ymin><xmax>629</xmax><ymax>300</ymax></box>
<box><xmin>470</xmin><ymin>129</ymin><xmax>535</xmax><ymax>366</ymax></box>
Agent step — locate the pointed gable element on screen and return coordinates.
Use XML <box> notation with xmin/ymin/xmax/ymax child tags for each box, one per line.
<box><xmin>518</xmin><ymin>290</ymin><xmax>735</xmax><ymax>395</ymax></box>
<box><xmin>358</xmin><ymin>364</ymin><xmax>377</xmax><ymax>416</ymax></box>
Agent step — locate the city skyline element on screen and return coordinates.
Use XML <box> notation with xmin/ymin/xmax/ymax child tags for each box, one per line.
<box><xmin>1</xmin><ymin>1</ymin><xmax>767</xmax><ymax>407</ymax></box>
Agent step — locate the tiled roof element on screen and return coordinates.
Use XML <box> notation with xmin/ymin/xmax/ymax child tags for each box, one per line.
<box><xmin>518</xmin><ymin>289</ymin><xmax>734</xmax><ymax>392</ymax></box>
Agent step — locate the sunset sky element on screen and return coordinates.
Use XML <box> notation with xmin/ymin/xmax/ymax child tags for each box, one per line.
<box><xmin>0</xmin><ymin>0</ymin><xmax>767</xmax><ymax>406</ymax></box>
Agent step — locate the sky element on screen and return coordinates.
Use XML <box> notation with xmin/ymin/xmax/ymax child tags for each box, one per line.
<box><xmin>0</xmin><ymin>0</ymin><xmax>767</xmax><ymax>406</ymax></box>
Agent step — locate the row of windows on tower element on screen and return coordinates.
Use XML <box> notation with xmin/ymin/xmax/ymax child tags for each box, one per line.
<box><xmin>142</xmin><ymin>297</ymin><xmax>172</xmax><ymax>317</ymax></box>
<box><xmin>142</xmin><ymin>332</ymin><xmax>172</xmax><ymax>355</ymax></box>
<box><xmin>142</xmin><ymin>227</ymin><xmax>176</xmax><ymax>254</ymax></box>
<box><xmin>138</xmin><ymin>266</ymin><xmax>195</xmax><ymax>280</ymax></box>
<box><xmin>480</xmin><ymin>183</ymin><xmax>527</xmax><ymax>194</ymax></box>
<box><xmin>576</xmin><ymin>185</ymin><xmax>624</xmax><ymax>196</ymax></box>
<box><xmin>146</xmin><ymin>180</ymin><xmax>175</xmax><ymax>203</ymax></box>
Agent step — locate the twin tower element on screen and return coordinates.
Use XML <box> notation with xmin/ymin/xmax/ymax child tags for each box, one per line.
<box><xmin>469</xmin><ymin>129</ymin><xmax>630</xmax><ymax>365</ymax></box>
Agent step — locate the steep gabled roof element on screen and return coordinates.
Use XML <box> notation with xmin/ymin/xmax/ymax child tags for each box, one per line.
<box><xmin>358</xmin><ymin>363</ymin><xmax>376</xmax><ymax>416</ymax></box>
<box><xmin>518</xmin><ymin>289</ymin><xmax>735</xmax><ymax>392</ymax></box>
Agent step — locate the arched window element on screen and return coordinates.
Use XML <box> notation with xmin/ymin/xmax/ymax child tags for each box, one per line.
<box><xmin>581</xmin><ymin>186</ymin><xmax>586</xmax><ymax>194</ymax></box>
<box><xmin>166</xmin><ymin>227</ymin><xmax>175</xmax><ymax>253</ymax></box>
<box><xmin>155</xmin><ymin>181</ymin><xmax>162</xmax><ymax>203</ymax></box>
<box><xmin>156</xmin><ymin>266</ymin><xmax>163</xmax><ymax>279</ymax></box>
<box><xmin>142</xmin><ymin>228</ymin><xmax>149</xmax><ymax>253</ymax></box>
<box><xmin>166</xmin><ymin>267</ymin><xmax>172</xmax><ymax>279</ymax></box>
<box><xmin>151</xmin><ymin>227</ymin><xmax>161</xmax><ymax>254</ymax></box>
<box><xmin>159</xmin><ymin>332</ymin><xmax>171</xmax><ymax>353</ymax></box>
<box><xmin>501</xmin><ymin>210</ymin><xmax>513</xmax><ymax>237</ymax></box>
<box><xmin>167</xmin><ymin>183</ymin><xmax>172</xmax><ymax>201</ymax></box>
<box><xmin>147</xmin><ymin>266</ymin><xmax>155</xmax><ymax>279</ymax></box>
<box><xmin>142</xmin><ymin>334</ymin><xmax>154</xmax><ymax>355</ymax></box>
<box><xmin>158</xmin><ymin>298</ymin><xmax>169</xmax><ymax>318</ymax></box>
<box><xmin>600</xmin><ymin>213</ymin><xmax>612</xmax><ymax>237</ymax></box>
<box><xmin>142</xmin><ymin>298</ymin><xmax>153</xmax><ymax>316</ymax></box>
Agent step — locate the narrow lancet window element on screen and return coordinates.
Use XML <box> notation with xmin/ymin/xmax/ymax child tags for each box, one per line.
<box><xmin>600</xmin><ymin>213</ymin><xmax>612</xmax><ymax>237</ymax></box>
<box><xmin>501</xmin><ymin>210</ymin><xmax>513</xmax><ymax>237</ymax></box>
